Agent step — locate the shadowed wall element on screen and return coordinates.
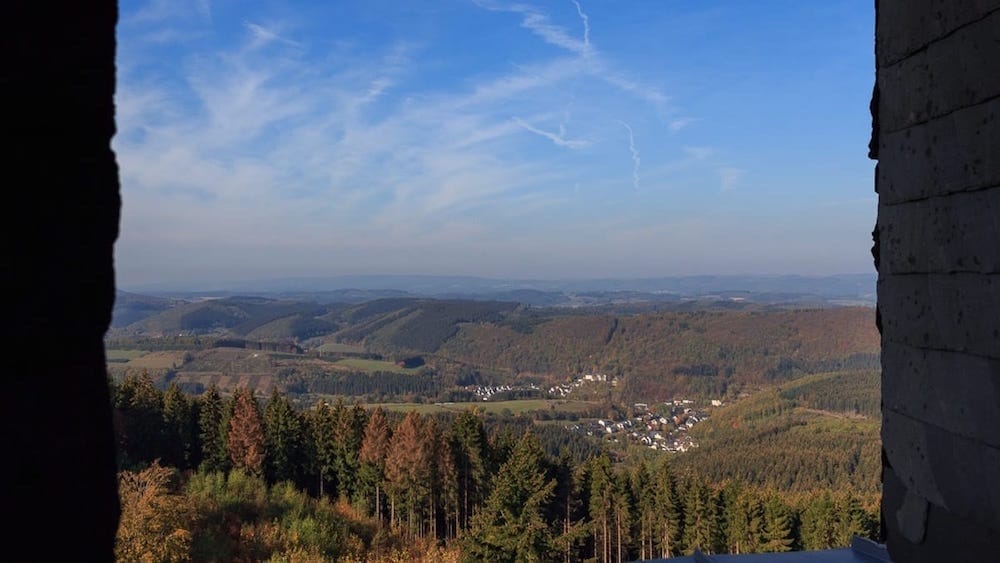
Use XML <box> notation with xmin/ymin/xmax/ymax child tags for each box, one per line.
<box><xmin>873</xmin><ymin>1</ymin><xmax>1000</xmax><ymax>561</ymax></box>
<box><xmin>3</xmin><ymin>1</ymin><xmax>121</xmax><ymax>560</ymax></box>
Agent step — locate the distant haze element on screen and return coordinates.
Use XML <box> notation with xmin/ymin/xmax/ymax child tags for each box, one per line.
<box><xmin>114</xmin><ymin>1</ymin><xmax>875</xmax><ymax>287</ymax></box>
<box><xmin>121</xmin><ymin>273</ymin><xmax>876</xmax><ymax>305</ymax></box>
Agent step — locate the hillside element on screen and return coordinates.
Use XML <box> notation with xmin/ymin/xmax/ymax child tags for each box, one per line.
<box><xmin>438</xmin><ymin>307</ymin><xmax>879</xmax><ymax>401</ymax></box>
<box><xmin>671</xmin><ymin>370</ymin><xmax>882</xmax><ymax>494</ymax></box>
<box><xmin>107</xmin><ymin>293</ymin><xmax>878</xmax><ymax>403</ymax></box>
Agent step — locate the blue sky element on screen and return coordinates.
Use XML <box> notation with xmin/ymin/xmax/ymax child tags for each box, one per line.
<box><xmin>114</xmin><ymin>0</ymin><xmax>876</xmax><ymax>288</ymax></box>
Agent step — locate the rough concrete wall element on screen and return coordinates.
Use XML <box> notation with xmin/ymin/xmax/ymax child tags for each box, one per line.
<box><xmin>2</xmin><ymin>1</ymin><xmax>121</xmax><ymax>561</ymax></box>
<box><xmin>874</xmin><ymin>1</ymin><xmax>1000</xmax><ymax>561</ymax></box>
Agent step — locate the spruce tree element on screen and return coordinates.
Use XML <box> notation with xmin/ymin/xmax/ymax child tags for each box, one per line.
<box><xmin>760</xmin><ymin>495</ymin><xmax>795</xmax><ymax>553</ymax></box>
<box><xmin>198</xmin><ymin>384</ymin><xmax>229</xmax><ymax>473</ymax></box>
<box><xmin>263</xmin><ymin>388</ymin><xmax>305</xmax><ymax>485</ymax></box>
<box><xmin>462</xmin><ymin>431</ymin><xmax>557</xmax><ymax>563</ymax></box>
<box><xmin>450</xmin><ymin>409</ymin><xmax>490</xmax><ymax>531</ymax></box>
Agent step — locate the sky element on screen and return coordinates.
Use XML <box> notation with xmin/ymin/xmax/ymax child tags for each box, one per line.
<box><xmin>114</xmin><ymin>0</ymin><xmax>877</xmax><ymax>289</ymax></box>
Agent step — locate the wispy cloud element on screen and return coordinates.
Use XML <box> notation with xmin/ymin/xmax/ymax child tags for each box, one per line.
<box><xmin>244</xmin><ymin>22</ymin><xmax>301</xmax><ymax>49</ymax></box>
<box><xmin>571</xmin><ymin>0</ymin><xmax>591</xmax><ymax>53</ymax></box>
<box><xmin>112</xmin><ymin>0</ymin><xmax>695</xmax><ymax>284</ymax></box>
<box><xmin>513</xmin><ymin>117</ymin><xmax>589</xmax><ymax>149</ymax></box>
<box><xmin>617</xmin><ymin>120</ymin><xmax>641</xmax><ymax>190</ymax></box>
<box><xmin>669</xmin><ymin>117</ymin><xmax>696</xmax><ymax>132</ymax></box>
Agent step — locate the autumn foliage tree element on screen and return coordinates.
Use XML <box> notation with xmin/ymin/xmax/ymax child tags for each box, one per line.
<box><xmin>115</xmin><ymin>460</ymin><xmax>192</xmax><ymax>562</ymax></box>
<box><xmin>227</xmin><ymin>388</ymin><xmax>265</xmax><ymax>476</ymax></box>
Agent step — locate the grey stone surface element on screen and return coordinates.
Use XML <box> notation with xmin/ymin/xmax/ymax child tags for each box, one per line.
<box><xmin>882</xmin><ymin>411</ymin><xmax>1000</xmax><ymax>530</ymax></box>
<box><xmin>882</xmin><ymin>463</ymin><xmax>1000</xmax><ymax>562</ymax></box>
<box><xmin>877</xmin><ymin>1</ymin><xmax>1000</xmax><ymax>67</ymax></box>
<box><xmin>876</xmin><ymin>97</ymin><xmax>1000</xmax><ymax>204</ymax></box>
<box><xmin>878</xmin><ymin>273</ymin><xmax>1000</xmax><ymax>359</ymax></box>
<box><xmin>879</xmin><ymin>9</ymin><xmax>1000</xmax><ymax>132</ymax></box>
<box><xmin>878</xmin><ymin>187</ymin><xmax>1000</xmax><ymax>273</ymax></box>
<box><xmin>882</xmin><ymin>341</ymin><xmax>1000</xmax><ymax>448</ymax></box>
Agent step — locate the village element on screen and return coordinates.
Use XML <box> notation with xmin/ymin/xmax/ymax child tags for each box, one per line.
<box><xmin>464</xmin><ymin>372</ymin><xmax>718</xmax><ymax>453</ymax></box>
<box><xmin>566</xmin><ymin>399</ymin><xmax>716</xmax><ymax>452</ymax></box>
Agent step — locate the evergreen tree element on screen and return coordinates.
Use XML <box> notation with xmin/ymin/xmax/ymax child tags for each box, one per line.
<box><xmin>113</xmin><ymin>371</ymin><xmax>165</xmax><ymax>468</ymax></box>
<box><xmin>682</xmin><ymin>477</ymin><xmax>715</xmax><ymax>555</ymax></box>
<box><xmin>450</xmin><ymin>409</ymin><xmax>490</xmax><ymax>531</ymax></box>
<box><xmin>198</xmin><ymin>384</ymin><xmax>230</xmax><ymax>474</ymax></box>
<box><xmin>462</xmin><ymin>432</ymin><xmax>557</xmax><ymax>563</ymax></box>
<box><xmin>263</xmin><ymin>388</ymin><xmax>305</xmax><ymax>486</ymax></box>
<box><xmin>610</xmin><ymin>470</ymin><xmax>633</xmax><ymax>563</ymax></box>
<box><xmin>588</xmin><ymin>455</ymin><xmax>614</xmax><ymax>563</ymax></box>
<box><xmin>309</xmin><ymin>399</ymin><xmax>339</xmax><ymax>498</ymax></box>
<box><xmin>161</xmin><ymin>382</ymin><xmax>197</xmax><ymax>470</ymax></box>
<box><xmin>760</xmin><ymin>495</ymin><xmax>795</xmax><ymax>553</ymax></box>
<box><xmin>630</xmin><ymin>461</ymin><xmax>657</xmax><ymax>561</ymax></box>
<box><xmin>653</xmin><ymin>461</ymin><xmax>683</xmax><ymax>558</ymax></box>
<box><xmin>801</xmin><ymin>491</ymin><xmax>837</xmax><ymax>550</ymax></box>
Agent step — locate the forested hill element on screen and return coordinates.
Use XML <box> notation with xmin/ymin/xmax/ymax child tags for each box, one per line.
<box><xmin>109</xmin><ymin>294</ymin><xmax>878</xmax><ymax>403</ymax></box>
<box><xmin>439</xmin><ymin>307</ymin><xmax>879</xmax><ymax>401</ymax></box>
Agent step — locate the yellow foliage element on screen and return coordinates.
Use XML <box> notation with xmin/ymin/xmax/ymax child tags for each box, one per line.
<box><xmin>115</xmin><ymin>460</ymin><xmax>193</xmax><ymax>562</ymax></box>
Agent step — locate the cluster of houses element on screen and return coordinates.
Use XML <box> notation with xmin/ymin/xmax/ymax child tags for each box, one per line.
<box><xmin>466</xmin><ymin>382</ymin><xmax>541</xmax><ymax>400</ymax></box>
<box><xmin>567</xmin><ymin>399</ymin><xmax>716</xmax><ymax>452</ymax></box>
<box><xmin>547</xmin><ymin>373</ymin><xmax>618</xmax><ymax>397</ymax></box>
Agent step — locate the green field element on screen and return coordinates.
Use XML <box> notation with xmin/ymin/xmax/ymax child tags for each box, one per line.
<box><xmin>105</xmin><ymin>349</ymin><xmax>148</xmax><ymax>362</ymax></box>
<box><xmin>314</xmin><ymin>342</ymin><xmax>366</xmax><ymax>354</ymax></box>
<box><xmin>364</xmin><ymin>399</ymin><xmax>596</xmax><ymax>416</ymax></box>
<box><xmin>333</xmin><ymin>358</ymin><xmax>423</xmax><ymax>374</ymax></box>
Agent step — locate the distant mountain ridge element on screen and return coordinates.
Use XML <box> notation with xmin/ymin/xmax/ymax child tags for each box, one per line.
<box><xmin>121</xmin><ymin>273</ymin><xmax>876</xmax><ymax>306</ymax></box>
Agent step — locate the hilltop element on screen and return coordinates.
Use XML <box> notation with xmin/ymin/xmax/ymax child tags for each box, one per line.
<box><xmin>106</xmin><ymin>291</ymin><xmax>877</xmax><ymax>404</ymax></box>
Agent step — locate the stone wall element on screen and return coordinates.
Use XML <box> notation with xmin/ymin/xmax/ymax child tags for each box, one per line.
<box><xmin>874</xmin><ymin>1</ymin><xmax>1000</xmax><ymax>560</ymax></box>
<box><xmin>3</xmin><ymin>2</ymin><xmax>121</xmax><ymax>561</ymax></box>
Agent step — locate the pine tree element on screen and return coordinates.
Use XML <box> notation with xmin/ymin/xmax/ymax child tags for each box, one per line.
<box><xmin>114</xmin><ymin>371</ymin><xmax>165</xmax><ymax>468</ymax></box>
<box><xmin>682</xmin><ymin>477</ymin><xmax>715</xmax><ymax>554</ymax></box>
<box><xmin>462</xmin><ymin>431</ymin><xmax>557</xmax><ymax>563</ymax></box>
<box><xmin>309</xmin><ymin>399</ymin><xmax>339</xmax><ymax>498</ymax></box>
<box><xmin>588</xmin><ymin>455</ymin><xmax>614</xmax><ymax>563</ymax></box>
<box><xmin>263</xmin><ymin>388</ymin><xmax>305</xmax><ymax>485</ymax></box>
<box><xmin>760</xmin><ymin>494</ymin><xmax>795</xmax><ymax>553</ymax></box>
<box><xmin>450</xmin><ymin>409</ymin><xmax>490</xmax><ymax>531</ymax></box>
<box><xmin>227</xmin><ymin>388</ymin><xmax>265</xmax><ymax>476</ymax></box>
<box><xmin>161</xmin><ymin>382</ymin><xmax>197</xmax><ymax>470</ymax></box>
<box><xmin>198</xmin><ymin>384</ymin><xmax>230</xmax><ymax>473</ymax></box>
<box><xmin>610</xmin><ymin>470</ymin><xmax>633</xmax><ymax>563</ymax></box>
<box><xmin>801</xmin><ymin>491</ymin><xmax>837</xmax><ymax>550</ymax></box>
<box><xmin>653</xmin><ymin>461</ymin><xmax>683</xmax><ymax>558</ymax></box>
<box><xmin>630</xmin><ymin>461</ymin><xmax>657</xmax><ymax>561</ymax></box>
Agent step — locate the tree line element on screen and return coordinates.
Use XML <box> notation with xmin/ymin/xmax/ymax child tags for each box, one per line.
<box><xmin>111</xmin><ymin>372</ymin><xmax>879</xmax><ymax>561</ymax></box>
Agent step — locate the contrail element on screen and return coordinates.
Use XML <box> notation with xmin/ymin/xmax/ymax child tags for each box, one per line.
<box><xmin>571</xmin><ymin>0</ymin><xmax>590</xmax><ymax>51</ymax></box>
<box><xmin>617</xmin><ymin>120</ymin><xmax>640</xmax><ymax>190</ymax></box>
<box><xmin>513</xmin><ymin>117</ymin><xmax>588</xmax><ymax>149</ymax></box>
